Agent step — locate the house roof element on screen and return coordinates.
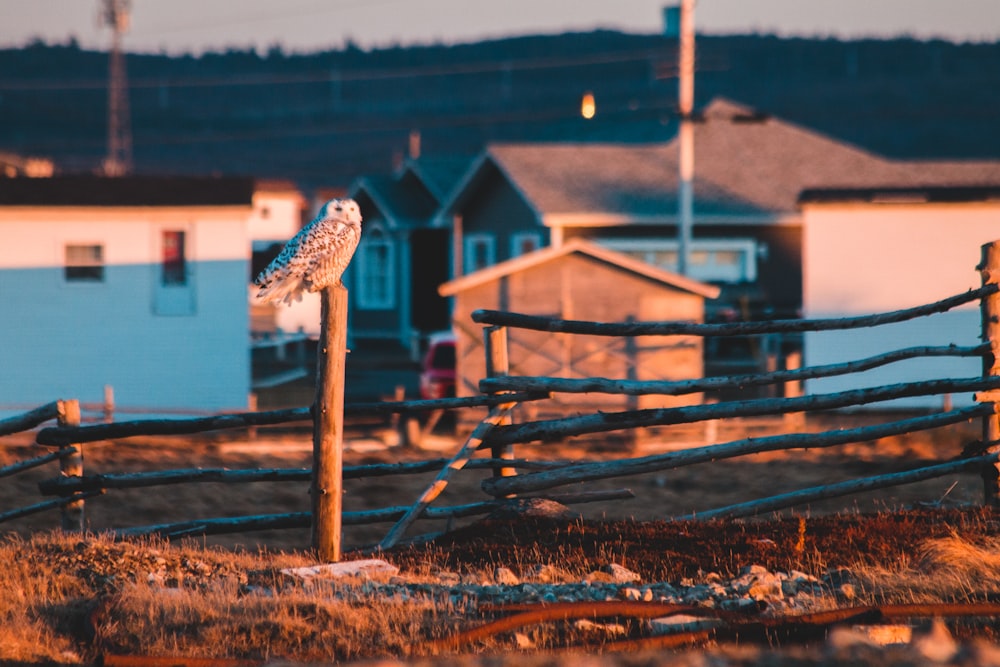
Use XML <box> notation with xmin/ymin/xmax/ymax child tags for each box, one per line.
<box><xmin>800</xmin><ymin>185</ymin><xmax>1000</xmax><ymax>205</ymax></box>
<box><xmin>351</xmin><ymin>173</ymin><xmax>439</xmax><ymax>229</ymax></box>
<box><xmin>443</xmin><ymin>98</ymin><xmax>1000</xmax><ymax>225</ymax></box>
<box><xmin>439</xmin><ymin>238</ymin><xmax>721</xmax><ymax>299</ymax></box>
<box><xmin>401</xmin><ymin>156</ymin><xmax>473</xmax><ymax>202</ymax></box>
<box><xmin>351</xmin><ymin>155</ymin><xmax>472</xmax><ymax>229</ymax></box>
<box><xmin>0</xmin><ymin>174</ymin><xmax>254</xmax><ymax>207</ymax></box>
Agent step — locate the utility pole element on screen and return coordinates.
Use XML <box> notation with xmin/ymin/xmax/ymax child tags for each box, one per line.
<box><xmin>102</xmin><ymin>0</ymin><xmax>132</xmax><ymax>176</ymax></box>
<box><xmin>677</xmin><ymin>0</ymin><xmax>695</xmax><ymax>275</ymax></box>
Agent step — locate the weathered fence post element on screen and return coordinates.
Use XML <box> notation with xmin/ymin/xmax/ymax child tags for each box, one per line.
<box><xmin>102</xmin><ymin>385</ymin><xmax>114</xmax><ymax>423</ymax></box>
<box><xmin>979</xmin><ymin>241</ymin><xmax>1000</xmax><ymax>507</ymax></box>
<box><xmin>312</xmin><ymin>286</ymin><xmax>348</xmax><ymax>562</ymax></box>
<box><xmin>484</xmin><ymin>325</ymin><xmax>516</xmax><ymax>483</ymax></box>
<box><xmin>57</xmin><ymin>399</ymin><xmax>84</xmax><ymax>532</ymax></box>
<box><xmin>783</xmin><ymin>350</ymin><xmax>805</xmax><ymax>429</ymax></box>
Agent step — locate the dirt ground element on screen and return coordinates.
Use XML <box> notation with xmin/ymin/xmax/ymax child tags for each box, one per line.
<box><xmin>0</xmin><ymin>411</ymin><xmax>988</xmax><ymax>554</ymax></box>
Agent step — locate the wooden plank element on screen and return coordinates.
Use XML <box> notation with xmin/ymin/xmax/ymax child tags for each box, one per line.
<box><xmin>312</xmin><ymin>286</ymin><xmax>348</xmax><ymax>562</ymax></box>
<box><xmin>57</xmin><ymin>399</ymin><xmax>84</xmax><ymax>532</ymax></box>
<box><xmin>980</xmin><ymin>241</ymin><xmax>1000</xmax><ymax>506</ymax></box>
<box><xmin>483</xmin><ymin>376</ymin><xmax>1000</xmax><ymax>447</ymax></box>
<box><xmin>379</xmin><ymin>402</ymin><xmax>516</xmax><ymax>550</ymax></box>
<box><xmin>114</xmin><ymin>488</ymin><xmax>634</xmax><ymax>539</ymax></box>
<box><xmin>472</xmin><ymin>284</ymin><xmax>998</xmax><ymax>336</ymax></box>
<box><xmin>479</xmin><ymin>344</ymin><xmax>988</xmax><ymax>396</ymax></box>
<box><xmin>0</xmin><ymin>401</ymin><xmax>59</xmax><ymax>436</ymax></box>
<box><xmin>0</xmin><ymin>447</ymin><xmax>76</xmax><ymax>480</ymax></box>
<box><xmin>34</xmin><ymin>392</ymin><xmax>548</xmax><ymax>447</ymax></box>
<box><xmin>673</xmin><ymin>453</ymin><xmax>1000</xmax><ymax>521</ymax></box>
<box><xmin>485</xmin><ymin>326</ymin><xmax>516</xmax><ymax>481</ymax></box>
<box><xmin>481</xmin><ymin>404</ymin><xmax>995</xmax><ymax>497</ymax></box>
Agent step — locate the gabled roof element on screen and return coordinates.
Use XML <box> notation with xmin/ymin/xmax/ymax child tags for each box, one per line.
<box><xmin>401</xmin><ymin>156</ymin><xmax>473</xmax><ymax>202</ymax></box>
<box><xmin>439</xmin><ymin>238</ymin><xmax>720</xmax><ymax>299</ymax></box>
<box><xmin>442</xmin><ymin>98</ymin><xmax>1000</xmax><ymax>225</ymax></box>
<box><xmin>0</xmin><ymin>174</ymin><xmax>254</xmax><ymax>207</ymax></box>
<box><xmin>350</xmin><ymin>155</ymin><xmax>471</xmax><ymax>230</ymax></box>
<box><xmin>350</xmin><ymin>173</ymin><xmax>439</xmax><ymax>230</ymax></box>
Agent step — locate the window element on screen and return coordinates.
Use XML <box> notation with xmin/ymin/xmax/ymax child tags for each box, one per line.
<box><xmin>511</xmin><ymin>232</ymin><xmax>541</xmax><ymax>258</ymax></box>
<box><xmin>599</xmin><ymin>238</ymin><xmax>757</xmax><ymax>283</ymax></box>
<box><xmin>464</xmin><ymin>234</ymin><xmax>495</xmax><ymax>273</ymax></box>
<box><xmin>357</xmin><ymin>227</ymin><xmax>395</xmax><ymax>309</ymax></box>
<box><xmin>161</xmin><ymin>230</ymin><xmax>187</xmax><ymax>286</ymax></box>
<box><xmin>64</xmin><ymin>244</ymin><xmax>104</xmax><ymax>282</ymax></box>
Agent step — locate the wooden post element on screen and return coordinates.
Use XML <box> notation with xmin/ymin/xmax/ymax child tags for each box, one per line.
<box><xmin>312</xmin><ymin>286</ymin><xmax>348</xmax><ymax>562</ymax></box>
<box><xmin>783</xmin><ymin>350</ymin><xmax>806</xmax><ymax>430</ymax></box>
<box><xmin>979</xmin><ymin>241</ymin><xmax>1000</xmax><ymax>507</ymax></box>
<box><xmin>57</xmin><ymin>399</ymin><xmax>84</xmax><ymax>532</ymax></box>
<box><xmin>102</xmin><ymin>385</ymin><xmax>114</xmax><ymax>423</ymax></box>
<box><xmin>484</xmin><ymin>326</ymin><xmax>516</xmax><ymax>482</ymax></box>
<box><xmin>247</xmin><ymin>393</ymin><xmax>258</xmax><ymax>440</ymax></box>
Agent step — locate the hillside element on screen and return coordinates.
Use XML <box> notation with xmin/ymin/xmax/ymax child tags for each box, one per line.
<box><xmin>1</xmin><ymin>31</ymin><xmax>998</xmax><ymax>188</ymax></box>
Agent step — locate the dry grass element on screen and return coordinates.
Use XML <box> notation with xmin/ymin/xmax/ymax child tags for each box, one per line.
<box><xmin>2</xmin><ymin>510</ymin><xmax>1000</xmax><ymax>664</ymax></box>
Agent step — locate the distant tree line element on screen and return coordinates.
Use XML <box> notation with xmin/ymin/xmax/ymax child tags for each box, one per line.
<box><xmin>0</xmin><ymin>31</ymin><xmax>997</xmax><ymax>186</ymax></box>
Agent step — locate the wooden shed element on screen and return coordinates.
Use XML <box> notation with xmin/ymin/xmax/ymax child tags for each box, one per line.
<box><xmin>439</xmin><ymin>239</ymin><xmax>720</xmax><ymax>431</ymax></box>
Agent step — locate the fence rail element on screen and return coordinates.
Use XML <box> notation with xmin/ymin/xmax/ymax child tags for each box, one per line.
<box><xmin>1</xmin><ymin>241</ymin><xmax>999</xmax><ymax>554</ymax></box>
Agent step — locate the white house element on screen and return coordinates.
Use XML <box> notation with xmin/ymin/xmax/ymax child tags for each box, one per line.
<box><xmin>0</xmin><ymin>175</ymin><xmax>255</xmax><ymax>417</ymax></box>
<box><xmin>801</xmin><ymin>183</ymin><xmax>1000</xmax><ymax>408</ymax></box>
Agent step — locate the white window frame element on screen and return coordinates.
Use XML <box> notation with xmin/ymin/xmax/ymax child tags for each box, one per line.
<box><xmin>63</xmin><ymin>242</ymin><xmax>105</xmax><ymax>283</ymax></box>
<box><xmin>599</xmin><ymin>238</ymin><xmax>758</xmax><ymax>283</ymax></box>
<box><xmin>357</xmin><ymin>225</ymin><xmax>396</xmax><ymax>309</ymax></box>
<box><xmin>464</xmin><ymin>234</ymin><xmax>496</xmax><ymax>274</ymax></box>
<box><xmin>510</xmin><ymin>232</ymin><xmax>542</xmax><ymax>258</ymax></box>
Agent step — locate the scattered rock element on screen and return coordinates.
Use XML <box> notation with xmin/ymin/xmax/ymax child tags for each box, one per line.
<box><xmin>487</xmin><ymin>498</ymin><xmax>579</xmax><ymax>520</ymax></box>
<box><xmin>280</xmin><ymin>559</ymin><xmax>399</xmax><ymax>581</ymax></box>
<box><xmin>493</xmin><ymin>566</ymin><xmax>520</xmax><ymax>585</ymax></box>
<box><xmin>573</xmin><ymin>618</ymin><xmax>626</xmax><ymax>636</ymax></box>
<box><xmin>649</xmin><ymin>614</ymin><xmax>724</xmax><ymax>635</ymax></box>
<box><xmin>604</xmin><ymin>563</ymin><xmax>641</xmax><ymax>583</ymax></box>
<box><xmin>912</xmin><ymin>618</ymin><xmax>958</xmax><ymax>662</ymax></box>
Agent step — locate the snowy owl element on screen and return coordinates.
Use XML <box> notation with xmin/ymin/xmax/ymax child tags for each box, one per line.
<box><xmin>254</xmin><ymin>198</ymin><xmax>363</xmax><ymax>305</ymax></box>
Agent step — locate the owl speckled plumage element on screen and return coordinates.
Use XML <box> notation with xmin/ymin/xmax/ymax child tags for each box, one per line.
<box><xmin>255</xmin><ymin>198</ymin><xmax>362</xmax><ymax>305</ymax></box>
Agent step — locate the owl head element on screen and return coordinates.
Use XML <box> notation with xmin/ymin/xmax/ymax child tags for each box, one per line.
<box><xmin>322</xmin><ymin>198</ymin><xmax>362</xmax><ymax>224</ymax></box>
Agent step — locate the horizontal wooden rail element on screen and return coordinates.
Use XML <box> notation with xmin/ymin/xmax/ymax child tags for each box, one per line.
<box><xmin>0</xmin><ymin>401</ymin><xmax>60</xmax><ymax>437</ymax></box>
<box><xmin>481</xmin><ymin>404</ymin><xmax>994</xmax><ymax>496</ymax></box>
<box><xmin>113</xmin><ymin>489</ymin><xmax>635</xmax><ymax>539</ymax></box>
<box><xmin>0</xmin><ymin>490</ymin><xmax>104</xmax><ymax>524</ymax></box>
<box><xmin>35</xmin><ymin>391</ymin><xmax>549</xmax><ymax>447</ymax></box>
<box><xmin>480</xmin><ymin>344</ymin><xmax>988</xmax><ymax>396</ymax></box>
<box><xmin>0</xmin><ymin>447</ymin><xmax>78</xmax><ymax>480</ymax></box>
<box><xmin>673</xmin><ymin>453</ymin><xmax>1000</xmax><ymax>521</ymax></box>
<box><xmin>38</xmin><ymin>457</ymin><xmax>567</xmax><ymax>495</ymax></box>
<box><xmin>483</xmin><ymin>376</ymin><xmax>1000</xmax><ymax>446</ymax></box>
<box><xmin>472</xmin><ymin>284</ymin><xmax>997</xmax><ymax>337</ymax></box>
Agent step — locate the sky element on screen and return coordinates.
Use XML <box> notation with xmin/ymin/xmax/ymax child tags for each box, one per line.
<box><xmin>1</xmin><ymin>0</ymin><xmax>999</xmax><ymax>55</ymax></box>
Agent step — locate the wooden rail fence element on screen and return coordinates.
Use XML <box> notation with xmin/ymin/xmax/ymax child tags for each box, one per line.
<box><xmin>2</xmin><ymin>241</ymin><xmax>1000</xmax><ymax>554</ymax></box>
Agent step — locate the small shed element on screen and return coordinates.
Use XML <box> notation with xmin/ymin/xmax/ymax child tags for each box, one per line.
<box><xmin>439</xmin><ymin>239</ymin><xmax>720</xmax><ymax>429</ymax></box>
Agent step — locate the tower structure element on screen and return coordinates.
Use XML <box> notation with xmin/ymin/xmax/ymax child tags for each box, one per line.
<box><xmin>102</xmin><ymin>0</ymin><xmax>132</xmax><ymax>176</ymax></box>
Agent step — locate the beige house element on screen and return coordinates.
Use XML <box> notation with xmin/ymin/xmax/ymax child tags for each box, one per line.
<box><xmin>439</xmin><ymin>239</ymin><xmax>719</xmax><ymax>428</ymax></box>
<box><xmin>801</xmin><ymin>184</ymin><xmax>1000</xmax><ymax>409</ymax></box>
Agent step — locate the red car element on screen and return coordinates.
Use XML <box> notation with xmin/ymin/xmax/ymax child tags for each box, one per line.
<box><xmin>419</xmin><ymin>332</ymin><xmax>456</xmax><ymax>400</ymax></box>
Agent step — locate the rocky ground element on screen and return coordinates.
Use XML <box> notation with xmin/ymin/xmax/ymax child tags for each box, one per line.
<box><xmin>19</xmin><ymin>505</ymin><xmax>997</xmax><ymax>665</ymax></box>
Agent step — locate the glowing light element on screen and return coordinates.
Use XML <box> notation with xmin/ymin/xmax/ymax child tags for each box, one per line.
<box><xmin>581</xmin><ymin>92</ymin><xmax>596</xmax><ymax>119</ymax></box>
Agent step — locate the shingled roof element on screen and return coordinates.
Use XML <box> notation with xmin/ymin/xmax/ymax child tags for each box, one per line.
<box><xmin>447</xmin><ymin>98</ymin><xmax>1000</xmax><ymax>224</ymax></box>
